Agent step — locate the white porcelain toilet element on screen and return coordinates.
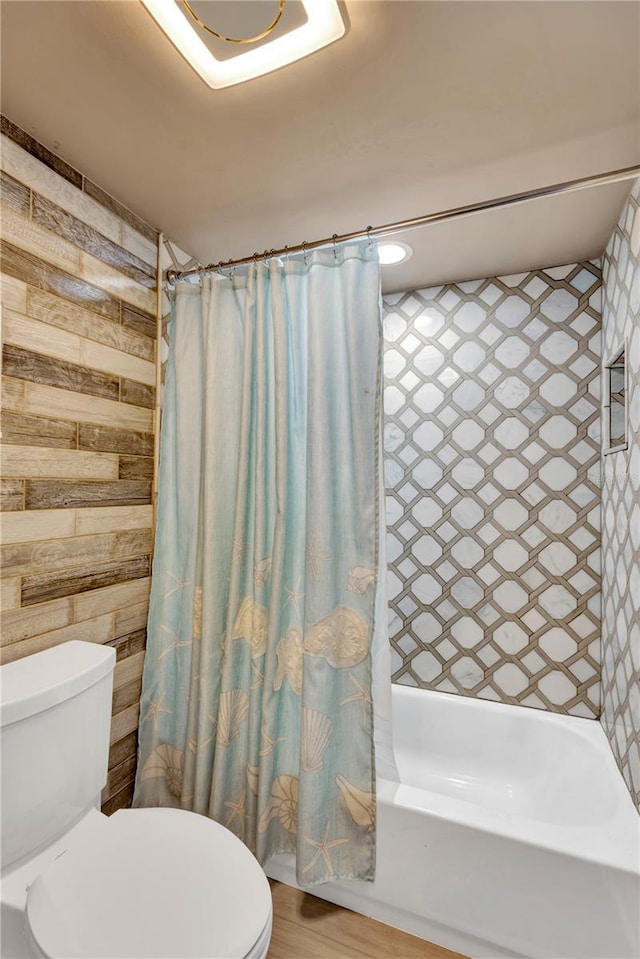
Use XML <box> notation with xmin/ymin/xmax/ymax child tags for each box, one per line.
<box><xmin>0</xmin><ymin>641</ymin><xmax>273</xmax><ymax>959</ymax></box>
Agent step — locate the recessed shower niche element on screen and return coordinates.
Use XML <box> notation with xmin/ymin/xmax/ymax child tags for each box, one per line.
<box><xmin>604</xmin><ymin>345</ymin><xmax>628</xmax><ymax>453</ymax></box>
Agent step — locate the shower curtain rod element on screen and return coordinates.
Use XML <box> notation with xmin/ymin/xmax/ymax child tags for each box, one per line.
<box><xmin>166</xmin><ymin>164</ymin><xmax>640</xmax><ymax>282</ymax></box>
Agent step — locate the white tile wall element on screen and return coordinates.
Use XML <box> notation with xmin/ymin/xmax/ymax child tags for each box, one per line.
<box><xmin>601</xmin><ymin>178</ymin><xmax>640</xmax><ymax>812</ymax></box>
<box><xmin>383</xmin><ymin>262</ymin><xmax>602</xmax><ymax>717</ymax></box>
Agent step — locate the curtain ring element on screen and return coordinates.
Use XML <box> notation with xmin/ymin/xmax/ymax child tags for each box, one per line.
<box><xmin>366</xmin><ymin>226</ymin><xmax>374</xmax><ymax>252</ymax></box>
<box><xmin>302</xmin><ymin>240</ymin><xmax>308</xmax><ymax>265</ymax></box>
<box><xmin>332</xmin><ymin>233</ymin><xmax>339</xmax><ymax>261</ymax></box>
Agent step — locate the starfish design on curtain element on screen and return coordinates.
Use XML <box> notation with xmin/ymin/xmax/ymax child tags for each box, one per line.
<box><xmin>187</xmin><ymin>732</ymin><xmax>215</xmax><ymax>754</ymax></box>
<box><xmin>164</xmin><ymin>571</ymin><xmax>192</xmax><ymax>600</ymax></box>
<box><xmin>188</xmin><ymin>713</ymin><xmax>217</xmax><ymax>754</ymax></box>
<box><xmin>232</xmin><ymin>537</ymin><xmax>253</xmax><ymax>562</ymax></box>
<box><xmin>305</xmin><ymin>533</ymin><xmax>332</xmax><ymax>582</ymax></box>
<box><xmin>259</xmin><ymin>725</ymin><xmax>287</xmax><ymax>756</ymax></box>
<box><xmin>339</xmin><ymin>673</ymin><xmax>373</xmax><ymax>721</ymax></box>
<box><xmin>224</xmin><ymin>789</ymin><xmax>247</xmax><ymax>837</ymax></box>
<box><xmin>251</xmin><ymin>660</ymin><xmax>264</xmax><ymax>690</ymax></box>
<box><xmin>302</xmin><ymin>821</ymin><xmax>349</xmax><ymax>877</ymax></box>
<box><xmin>141</xmin><ymin>690</ymin><xmax>172</xmax><ymax>731</ymax></box>
<box><xmin>284</xmin><ymin>577</ymin><xmax>304</xmax><ymax>619</ymax></box>
<box><xmin>158</xmin><ymin>625</ymin><xmax>192</xmax><ymax>667</ymax></box>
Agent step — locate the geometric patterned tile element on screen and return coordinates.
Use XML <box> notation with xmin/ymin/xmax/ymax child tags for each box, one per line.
<box><xmin>600</xmin><ymin>176</ymin><xmax>640</xmax><ymax>813</ymax></box>
<box><xmin>384</xmin><ymin>260</ymin><xmax>603</xmax><ymax>720</ymax></box>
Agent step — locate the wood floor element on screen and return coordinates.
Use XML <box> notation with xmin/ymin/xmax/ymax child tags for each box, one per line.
<box><xmin>266</xmin><ymin>881</ymin><xmax>466</xmax><ymax>959</ymax></box>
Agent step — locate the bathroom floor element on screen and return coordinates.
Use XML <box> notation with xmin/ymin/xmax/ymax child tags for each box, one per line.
<box><xmin>267</xmin><ymin>881</ymin><xmax>466</xmax><ymax>958</ymax></box>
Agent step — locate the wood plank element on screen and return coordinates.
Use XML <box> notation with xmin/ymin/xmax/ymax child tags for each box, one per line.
<box><xmin>0</xmin><ymin>577</ymin><xmax>21</xmax><ymax>612</ymax></box>
<box><xmin>1</xmin><ymin>240</ymin><xmax>121</xmax><ymax>322</ymax></box>
<box><xmin>1</xmin><ymin>597</ymin><xmax>74</xmax><ymax>646</ymax></box>
<box><xmin>108</xmin><ymin>730</ymin><xmax>138</xmax><ymax>772</ymax></box>
<box><xmin>1</xmin><ymin>134</ymin><xmax>156</xmax><ymax>268</ymax></box>
<box><xmin>269</xmin><ymin>917</ymin><xmax>363</xmax><ymax>959</ymax></box>
<box><xmin>27</xmin><ymin>288</ymin><xmax>155</xmax><ymax>362</ymax></box>
<box><xmin>0</xmin><ymin>613</ymin><xmax>114</xmax><ymax>664</ymax></box>
<box><xmin>0</xmin><ymin>411</ymin><xmax>78</xmax><ymax>450</ymax></box>
<box><xmin>114</xmin><ymin>601</ymin><xmax>149</xmax><ymax>638</ymax></box>
<box><xmin>22</xmin><ymin>554</ymin><xmax>151</xmax><ymax>606</ymax></box>
<box><xmin>83</xmin><ymin>177</ymin><xmax>157</xmax><ymax>245</ymax></box>
<box><xmin>3</xmin><ymin>309</ymin><xmax>82</xmax><ymax>363</ymax></box>
<box><xmin>3</xmin><ymin>300</ymin><xmax>156</xmax><ymax>384</ymax></box>
<box><xmin>119</xmin><ymin>455</ymin><xmax>154</xmax><ymax>481</ymax></box>
<box><xmin>78</xmin><ymin>336</ymin><xmax>155</xmax><ymax>386</ymax></box>
<box><xmin>1</xmin><ymin>508</ymin><xmax>76</xmax><ymax>544</ymax></box>
<box><xmin>73</xmin><ymin>576</ymin><xmax>151</xmax><ymax>622</ymax></box>
<box><xmin>108</xmin><ymin>627</ymin><xmax>147</xmax><ymax>661</ymax></box>
<box><xmin>1</xmin><ymin>479</ymin><xmax>24</xmax><ymax>510</ymax></box>
<box><xmin>103</xmin><ymin>752</ymin><xmax>138</xmax><ymax>802</ymax></box>
<box><xmin>114</xmin><ymin>648</ymin><xmax>146</xmax><ymax>690</ymax></box>
<box><xmin>101</xmin><ymin>778</ymin><xmax>135</xmax><ymax>815</ymax></box>
<box><xmin>121</xmin><ymin>222</ymin><xmax>158</xmax><ymax>272</ymax></box>
<box><xmin>32</xmin><ymin>193</ymin><xmax>156</xmax><ymax>289</ymax></box>
<box><xmin>78</xmin><ymin>423</ymin><xmax>154</xmax><ymax>457</ymax></box>
<box><xmin>79</xmin><ymin>250</ymin><xmax>155</xmax><ymax>315</ymax></box>
<box><xmin>0</xmin><ymin>272</ymin><xmax>27</xmax><ymax>312</ymax></box>
<box><xmin>121</xmin><ymin>377</ymin><xmax>155</xmax><ymax>410</ymax></box>
<box><xmin>26</xmin><ymin>479</ymin><xmax>151</xmax><ymax>510</ymax></box>
<box><xmin>1</xmin><ymin>202</ymin><xmax>82</xmax><ymax>276</ymax></box>
<box><xmin>1</xmin><ymin>116</ymin><xmax>82</xmax><ymax>187</ymax></box>
<box><xmin>121</xmin><ymin>302</ymin><xmax>157</xmax><ymax>340</ymax></box>
<box><xmin>23</xmin><ymin>381</ymin><xmax>154</xmax><ymax>432</ymax></box>
<box><xmin>113</xmin><ymin>674</ymin><xmax>144</xmax><ymax>714</ymax></box>
<box><xmin>2</xmin><ymin>445</ymin><xmax>118</xmax><ymax>480</ymax></box>
<box><xmin>3</xmin><ymin>344</ymin><xmax>120</xmax><ymax>402</ymax></box>
<box><xmin>110</xmin><ymin>701</ymin><xmax>141</xmax><ymax>744</ymax></box>
<box><xmin>3</xmin><ymin>528</ymin><xmax>152</xmax><ymax>578</ymax></box>
<box><xmin>1</xmin><ymin>170</ymin><xmax>30</xmax><ymax>214</ymax></box>
<box><xmin>75</xmin><ymin>504</ymin><xmax>153</xmax><ymax>535</ymax></box>
<box><xmin>1</xmin><ymin>374</ymin><xmax>26</xmax><ymax>410</ymax></box>
<box><xmin>267</xmin><ymin>882</ymin><xmax>465</xmax><ymax>959</ymax></box>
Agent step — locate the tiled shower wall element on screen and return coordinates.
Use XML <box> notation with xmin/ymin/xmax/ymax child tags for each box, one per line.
<box><xmin>383</xmin><ymin>262</ymin><xmax>602</xmax><ymax>717</ymax></box>
<box><xmin>601</xmin><ymin>178</ymin><xmax>640</xmax><ymax>811</ymax></box>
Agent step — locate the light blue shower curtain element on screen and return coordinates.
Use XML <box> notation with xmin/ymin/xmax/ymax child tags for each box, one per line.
<box><xmin>134</xmin><ymin>243</ymin><xmax>383</xmax><ymax>885</ymax></box>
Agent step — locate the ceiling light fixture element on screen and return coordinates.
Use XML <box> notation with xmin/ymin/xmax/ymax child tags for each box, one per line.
<box><xmin>378</xmin><ymin>241</ymin><xmax>413</xmax><ymax>265</ymax></box>
<box><xmin>181</xmin><ymin>0</ymin><xmax>286</xmax><ymax>45</ymax></box>
<box><xmin>141</xmin><ymin>0</ymin><xmax>347</xmax><ymax>89</ymax></box>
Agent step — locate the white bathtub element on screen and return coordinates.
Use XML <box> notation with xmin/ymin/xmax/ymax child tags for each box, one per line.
<box><xmin>266</xmin><ymin>685</ymin><xmax>640</xmax><ymax>959</ymax></box>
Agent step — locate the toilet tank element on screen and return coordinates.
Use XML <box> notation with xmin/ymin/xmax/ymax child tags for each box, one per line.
<box><xmin>1</xmin><ymin>641</ymin><xmax>117</xmax><ymax>870</ymax></box>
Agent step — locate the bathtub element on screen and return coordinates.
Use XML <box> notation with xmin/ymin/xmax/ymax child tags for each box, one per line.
<box><xmin>265</xmin><ymin>685</ymin><xmax>640</xmax><ymax>959</ymax></box>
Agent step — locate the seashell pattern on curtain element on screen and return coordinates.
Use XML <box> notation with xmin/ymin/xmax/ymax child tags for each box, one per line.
<box><xmin>133</xmin><ymin>243</ymin><xmax>382</xmax><ymax>885</ymax></box>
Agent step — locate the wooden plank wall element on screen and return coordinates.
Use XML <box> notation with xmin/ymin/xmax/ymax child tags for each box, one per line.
<box><xmin>0</xmin><ymin>115</ymin><xmax>159</xmax><ymax>814</ymax></box>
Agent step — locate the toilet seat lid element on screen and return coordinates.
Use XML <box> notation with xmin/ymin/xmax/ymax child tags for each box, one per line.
<box><xmin>26</xmin><ymin>807</ymin><xmax>273</xmax><ymax>959</ymax></box>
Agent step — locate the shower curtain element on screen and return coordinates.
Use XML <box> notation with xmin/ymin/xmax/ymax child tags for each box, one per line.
<box><xmin>133</xmin><ymin>243</ymin><xmax>384</xmax><ymax>885</ymax></box>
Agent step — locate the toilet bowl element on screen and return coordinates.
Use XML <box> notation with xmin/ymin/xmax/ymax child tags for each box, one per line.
<box><xmin>0</xmin><ymin>642</ymin><xmax>273</xmax><ymax>959</ymax></box>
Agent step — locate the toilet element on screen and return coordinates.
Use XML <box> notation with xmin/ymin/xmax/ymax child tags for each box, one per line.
<box><xmin>0</xmin><ymin>641</ymin><xmax>273</xmax><ymax>959</ymax></box>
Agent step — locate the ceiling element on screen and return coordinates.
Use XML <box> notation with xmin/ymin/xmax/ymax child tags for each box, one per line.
<box><xmin>1</xmin><ymin>1</ymin><xmax>639</xmax><ymax>292</ymax></box>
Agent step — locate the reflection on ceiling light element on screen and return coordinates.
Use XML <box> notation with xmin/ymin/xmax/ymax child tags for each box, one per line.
<box><xmin>141</xmin><ymin>0</ymin><xmax>347</xmax><ymax>89</ymax></box>
<box><xmin>378</xmin><ymin>241</ymin><xmax>413</xmax><ymax>265</ymax></box>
